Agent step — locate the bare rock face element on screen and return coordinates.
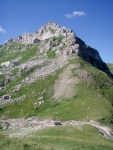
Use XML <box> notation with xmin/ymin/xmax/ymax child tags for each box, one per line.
<box><xmin>38</xmin><ymin>22</ymin><xmax>75</xmax><ymax>40</ymax></box>
<box><xmin>76</xmin><ymin>37</ymin><xmax>113</xmax><ymax>77</ymax></box>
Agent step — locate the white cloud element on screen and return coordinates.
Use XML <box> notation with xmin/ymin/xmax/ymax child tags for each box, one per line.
<box><xmin>64</xmin><ymin>14</ymin><xmax>73</xmax><ymax>19</ymax></box>
<box><xmin>73</xmin><ymin>11</ymin><xmax>86</xmax><ymax>16</ymax></box>
<box><xmin>64</xmin><ymin>11</ymin><xmax>86</xmax><ymax>19</ymax></box>
<box><xmin>0</xmin><ymin>26</ymin><xmax>6</xmax><ymax>33</ymax></box>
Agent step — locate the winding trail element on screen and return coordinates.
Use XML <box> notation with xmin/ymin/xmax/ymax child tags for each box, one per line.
<box><xmin>0</xmin><ymin>118</ymin><xmax>113</xmax><ymax>140</ymax></box>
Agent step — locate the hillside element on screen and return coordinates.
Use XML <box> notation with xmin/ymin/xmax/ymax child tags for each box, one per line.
<box><xmin>0</xmin><ymin>22</ymin><xmax>113</xmax><ymax>150</ymax></box>
<box><xmin>107</xmin><ymin>63</ymin><xmax>113</xmax><ymax>74</ymax></box>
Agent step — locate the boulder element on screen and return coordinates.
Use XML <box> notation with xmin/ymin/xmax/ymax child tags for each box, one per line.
<box><xmin>12</xmin><ymin>61</ymin><xmax>20</xmax><ymax>66</ymax></box>
<box><xmin>3</xmin><ymin>95</ymin><xmax>11</xmax><ymax>100</ymax></box>
<box><xmin>38</xmin><ymin>97</ymin><xmax>43</xmax><ymax>101</ymax></box>
<box><xmin>1</xmin><ymin>61</ymin><xmax>11</xmax><ymax>67</ymax></box>
<box><xmin>54</xmin><ymin>122</ymin><xmax>62</xmax><ymax>126</ymax></box>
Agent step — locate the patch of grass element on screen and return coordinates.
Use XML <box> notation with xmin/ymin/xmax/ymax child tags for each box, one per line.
<box><xmin>36</xmin><ymin>125</ymin><xmax>112</xmax><ymax>144</ymax></box>
<box><xmin>0</xmin><ymin>43</ymin><xmax>39</xmax><ymax>64</ymax></box>
<box><xmin>53</xmin><ymin>36</ymin><xmax>64</xmax><ymax>42</ymax></box>
<box><xmin>11</xmin><ymin>68</ymin><xmax>20</xmax><ymax>76</ymax></box>
<box><xmin>0</xmin><ymin>74</ymin><xmax>5</xmax><ymax>86</ymax></box>
<box><xmin>47</xmin><ymin>50</ymin><xmax>56</xmax><ymax>58</ymax></box>
<box><xmin>0</xmin><ymin>43</ymin><xmax>24</xmax><ymax>63</ymax></box>
<box><xmin>7</xmin><ymin>42</ymin><xmax>24</xmax><ymax>51</ymax></box>
<box><xmin>49</xmin><ymin>28</ymin><xmax>56</xmax><ymax>33</ymax></box>
<box><xmin>0</xmin><ymin>51</ymin><xmax>20</xmax><ymax>64</ymax></box>
<box><xmin>45</xmin><ymin>36</ymin><xmax>65</xmax><ymax>43</ymax></box>
<box><xmin>68</xmin><ymin>57</ymin><xmax>82</xmax><ymax>64</ymax></box>
<box><xmin>107</xmin><ymin>63</ymin><xmax>113</xmax><ymax>74</ymax></box>
<box><xmin>20</xmin><ymin>46</ymin><xmax>39</xmax><ymax>63</ymax></box>
<box><xmin>0</xmin><ymin>125</ymin><xmax>113</xmax><ymax>150</ymax></box>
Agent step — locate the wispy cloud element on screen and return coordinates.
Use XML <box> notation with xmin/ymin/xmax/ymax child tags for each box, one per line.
<box><xmin>0</xmin><ymin>26</ymin><xmax>6</xmax><ymax>33</ymax></box>
<box><xmin>64</xmin><ymin>11</ymin><xmax>86</xmax><ymax>19</ymax></box>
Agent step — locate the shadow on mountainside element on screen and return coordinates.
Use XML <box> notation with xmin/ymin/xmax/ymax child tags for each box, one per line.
<box><xmin>76</xmin><ymin>37</ymin><xmax>113</xmax><ymax>78</ymax></box>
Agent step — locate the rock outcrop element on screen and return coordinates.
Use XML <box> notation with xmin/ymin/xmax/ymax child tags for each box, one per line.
<box><xmin>5</xmin><ymin>22</ymin><xmax>75</xmax><ymax>44</ymax></box>
<box><xmin>75</xmin><ymin>37</ymin><xmax>113</xmax><ymax>77</ymax></box>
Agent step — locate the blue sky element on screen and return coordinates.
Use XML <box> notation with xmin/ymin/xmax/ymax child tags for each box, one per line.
<box><xmin>0</xmin><ymin>0</ymin><xmax>113</xmax><ymax>63</ymax></box>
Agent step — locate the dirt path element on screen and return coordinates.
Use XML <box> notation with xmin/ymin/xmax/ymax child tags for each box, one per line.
<box><xmin>0</xmin><ymin>118</ymin><xmax>113</xmax><ymax>140</ymax></box>
<box><xmin>0</xmin><ymin>118</ymin><xmax>55</xmax><ymax>137</ymax></box>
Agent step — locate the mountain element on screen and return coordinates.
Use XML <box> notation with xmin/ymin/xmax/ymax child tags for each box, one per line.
<box><xmin>0</xmin><ymin>22</ymin><xmax>113</xmax><ymax>150</ymax></box>
<box><xmin>1</xmin><ymin>22</ymin><xmax>112</xmax><ymax>78</ymax></box>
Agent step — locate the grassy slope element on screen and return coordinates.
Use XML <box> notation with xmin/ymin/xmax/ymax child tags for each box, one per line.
<box><xmin>0</xmin><ymin>125</ymin><xmax>113</xmax><ymax>150</ymax></box>
<box><xmin>107</xmin><ymin>63</ymin><xmax>113</xmax><ymax>74</ymax></box>
<box><xmin>0</xmin><ymin>43</ymin><xmax>39</xmax><ymax>64</ymax></box>
<box><xmin>1</xmin><ymin>57</ymin><xmax>113</xmax><ymax>124</ymax></box>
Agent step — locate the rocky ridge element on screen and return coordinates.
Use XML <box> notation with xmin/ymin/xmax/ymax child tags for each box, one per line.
<box><xmin>1</xmin><ymin>22</ymin><xmax>112</xmax><ymax>77</ymax></box>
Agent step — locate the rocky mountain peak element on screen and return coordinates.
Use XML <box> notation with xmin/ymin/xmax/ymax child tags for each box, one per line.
<box><xmin>0</xmin><ymin>22</ymin><xmax>113</xmax><ymax>78</ymax></box>
<box><xmin>38</xmin><ymin>22</ymin><xmax>75</xmax><ymax>40</ymax></box>
<box><xmin>5</xmin><ymin>22</ymin><xmax>75</xmax><ymax>44</ymax></box>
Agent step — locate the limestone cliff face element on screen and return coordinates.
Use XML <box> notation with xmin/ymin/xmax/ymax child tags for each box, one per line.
<box><xmin>75</xmin><ymin>37</ymin><xmax>113</xmax><ymax>77</ymax></box>
<box><xmin>2</xmin><ymin>22</ymin><xmax>113</xmax><ymax>77</ymax></box>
